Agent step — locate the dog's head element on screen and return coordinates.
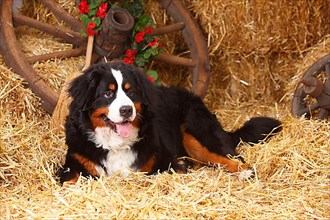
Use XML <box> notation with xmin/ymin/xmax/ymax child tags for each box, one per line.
<box><xmin>68</xmin><ymin>61</ymin><xmax>156</xmax><ymax>140</ymax></box>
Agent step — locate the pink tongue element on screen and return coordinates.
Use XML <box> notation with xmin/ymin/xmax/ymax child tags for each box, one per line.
<box><xmin>116</xmin><ymin>122</ymin><xmax>133</xmax><ymax>138</ymax></box>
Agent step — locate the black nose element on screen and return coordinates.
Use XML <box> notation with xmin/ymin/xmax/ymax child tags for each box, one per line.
<box><xmin>119</xmin><ymin>105</ymin><xmax>133</xmax><ymax>118</ymax></box>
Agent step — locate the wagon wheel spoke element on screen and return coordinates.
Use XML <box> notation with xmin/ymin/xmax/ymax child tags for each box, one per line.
<box><xmin>326</xmin><ymin>63</ymin><xmax>330</xmax><ymax>75</ymax></box>
<box><xmin>26</xmin><ymin>47</ymin><xmax>86</xmax><ymax>64</ymax></box>
<box><xmin>39</xmin><ymin>0</ymin><xmax>84</xmax><ymax>32</ymax></box>
<box><xmin>13</xmin><ymin>14</ymin><xmax>85</xmax><ymax>46</ymax></box>
<box><xmin>153</xmin><ymin>54</ymin><xmax>196</xmax><ymax>67</ymax></box>
<box><xmin>148</xmin><ymin>22</ymin><xmax>185</xmax><ymax>36</ymax></box>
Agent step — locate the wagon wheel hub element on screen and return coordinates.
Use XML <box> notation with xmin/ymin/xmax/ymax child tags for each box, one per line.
<box><xmin>94</xmin><ymin>7</ymin><xmax>135</xmax><ymax>60</ymax></box>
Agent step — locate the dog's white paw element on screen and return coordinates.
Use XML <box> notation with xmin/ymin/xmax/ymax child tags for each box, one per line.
<box><xmin>238</xmin><ymin>169</ymin><xmax>254</xmax><ymax>181</ymax></box>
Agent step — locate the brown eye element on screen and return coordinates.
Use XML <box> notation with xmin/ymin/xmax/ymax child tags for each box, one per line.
<box><xmin>104</xmin><ymin>90</ymin><xmax>114</xmax><ymax>98</ymax></box>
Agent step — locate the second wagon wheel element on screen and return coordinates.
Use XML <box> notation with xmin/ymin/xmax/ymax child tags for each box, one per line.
<box><xmin>292</xmin><ymin>54</ymin><xmax>330</xmax><ymax>120</ymax></box>
<box><xmin>0</xmin><ymin>0</ymin><xmax>210</xmax><ymax>114</ymax></box>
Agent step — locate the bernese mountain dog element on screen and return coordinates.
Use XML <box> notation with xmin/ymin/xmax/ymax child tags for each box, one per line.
<box><xmin>59</xmin><ymin>61</ymin><xmax>281</xmax><ymax>184</ymax></box>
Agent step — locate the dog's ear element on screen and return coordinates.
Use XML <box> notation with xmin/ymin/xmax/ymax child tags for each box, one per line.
<box><xmin>133</xmin><ymin>66</ymin><xmax>157</xmax><ymax>106</ymax></box>
<box><xmin>68</xmin><ymin>66</ymin><xmax>101</xmax><ymax>111</ymax></box>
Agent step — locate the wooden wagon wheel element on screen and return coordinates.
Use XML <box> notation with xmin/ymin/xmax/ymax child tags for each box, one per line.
<box><xmin>0</xmin><ymin>0</ymin><xmax>210</xmax><ymax>114</ymax></box>
<box><xmin>292</xmin><ymin>54</ymin><xmax>330</xmax><ymax>120</ymax></box>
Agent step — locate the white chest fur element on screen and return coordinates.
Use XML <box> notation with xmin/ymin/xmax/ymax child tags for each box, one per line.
<box><xmin>98</xmin><ymin>149</ymin><xmax>138</xmax><ymax>176</ymax></box>
<box><xmin>88</xmin><ymin>127</ymin><xmax>139</xmax><ymax>176</ymax></box>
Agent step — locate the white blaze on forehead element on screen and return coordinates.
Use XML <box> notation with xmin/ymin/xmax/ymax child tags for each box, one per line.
<box><xmin>108</xmin><ymin>68</ymin><xmax>136</xmax><ymax>123</ymax></box>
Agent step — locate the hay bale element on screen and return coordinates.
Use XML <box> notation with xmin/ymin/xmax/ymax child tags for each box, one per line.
<box><xmin>191</xmin><ymin>0</ymin><xmax>329</xmax><ymax>55</ymax></box>
<box><xmin>189</xmin><ymin>0</ymin><xmax>329</xmax><ymax>103</ymax></box>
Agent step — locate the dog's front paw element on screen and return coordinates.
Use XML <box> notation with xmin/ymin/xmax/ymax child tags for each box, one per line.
<box><xmin>57</xmin><ymin>167</ymin><xmax>80</xmax><ymax>185</ymax></box>
<box><xmin>238</xmin><ymin>169</ymin><xmax>255</xmax><ymax>181</ymax></box>
<box><xmin>169</xmin><ymin>160</ymin><xmax>188</xmax><ymax>174</ymax></box>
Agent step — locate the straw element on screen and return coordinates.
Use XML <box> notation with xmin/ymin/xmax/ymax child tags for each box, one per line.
<box><xmin>0</xmin><ymin>0</ymin><xmax>329</xmax><ymax>218</ymax></box>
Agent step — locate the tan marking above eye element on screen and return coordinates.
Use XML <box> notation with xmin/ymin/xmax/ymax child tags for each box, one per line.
<box><xmin>124</xmin><ymin>82</ymin><xmax>131</xmax><ymax>90</ymax></box>
<box><xmin>109</xmin><ymin>83</ymin><xmax>116</xmax><ymax>91</ymax></box>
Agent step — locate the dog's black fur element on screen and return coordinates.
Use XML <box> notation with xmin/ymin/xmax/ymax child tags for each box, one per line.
<box><xmin>59</xmin><ymin>61</ymin><xmax>281</xmax><ymax>183</ymax></box>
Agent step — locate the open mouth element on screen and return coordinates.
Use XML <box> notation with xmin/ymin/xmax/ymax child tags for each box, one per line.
<box><xmin>101</xmin><ymin>115</ymin><xmax>133</xmax><ymax>138</ymax></box>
